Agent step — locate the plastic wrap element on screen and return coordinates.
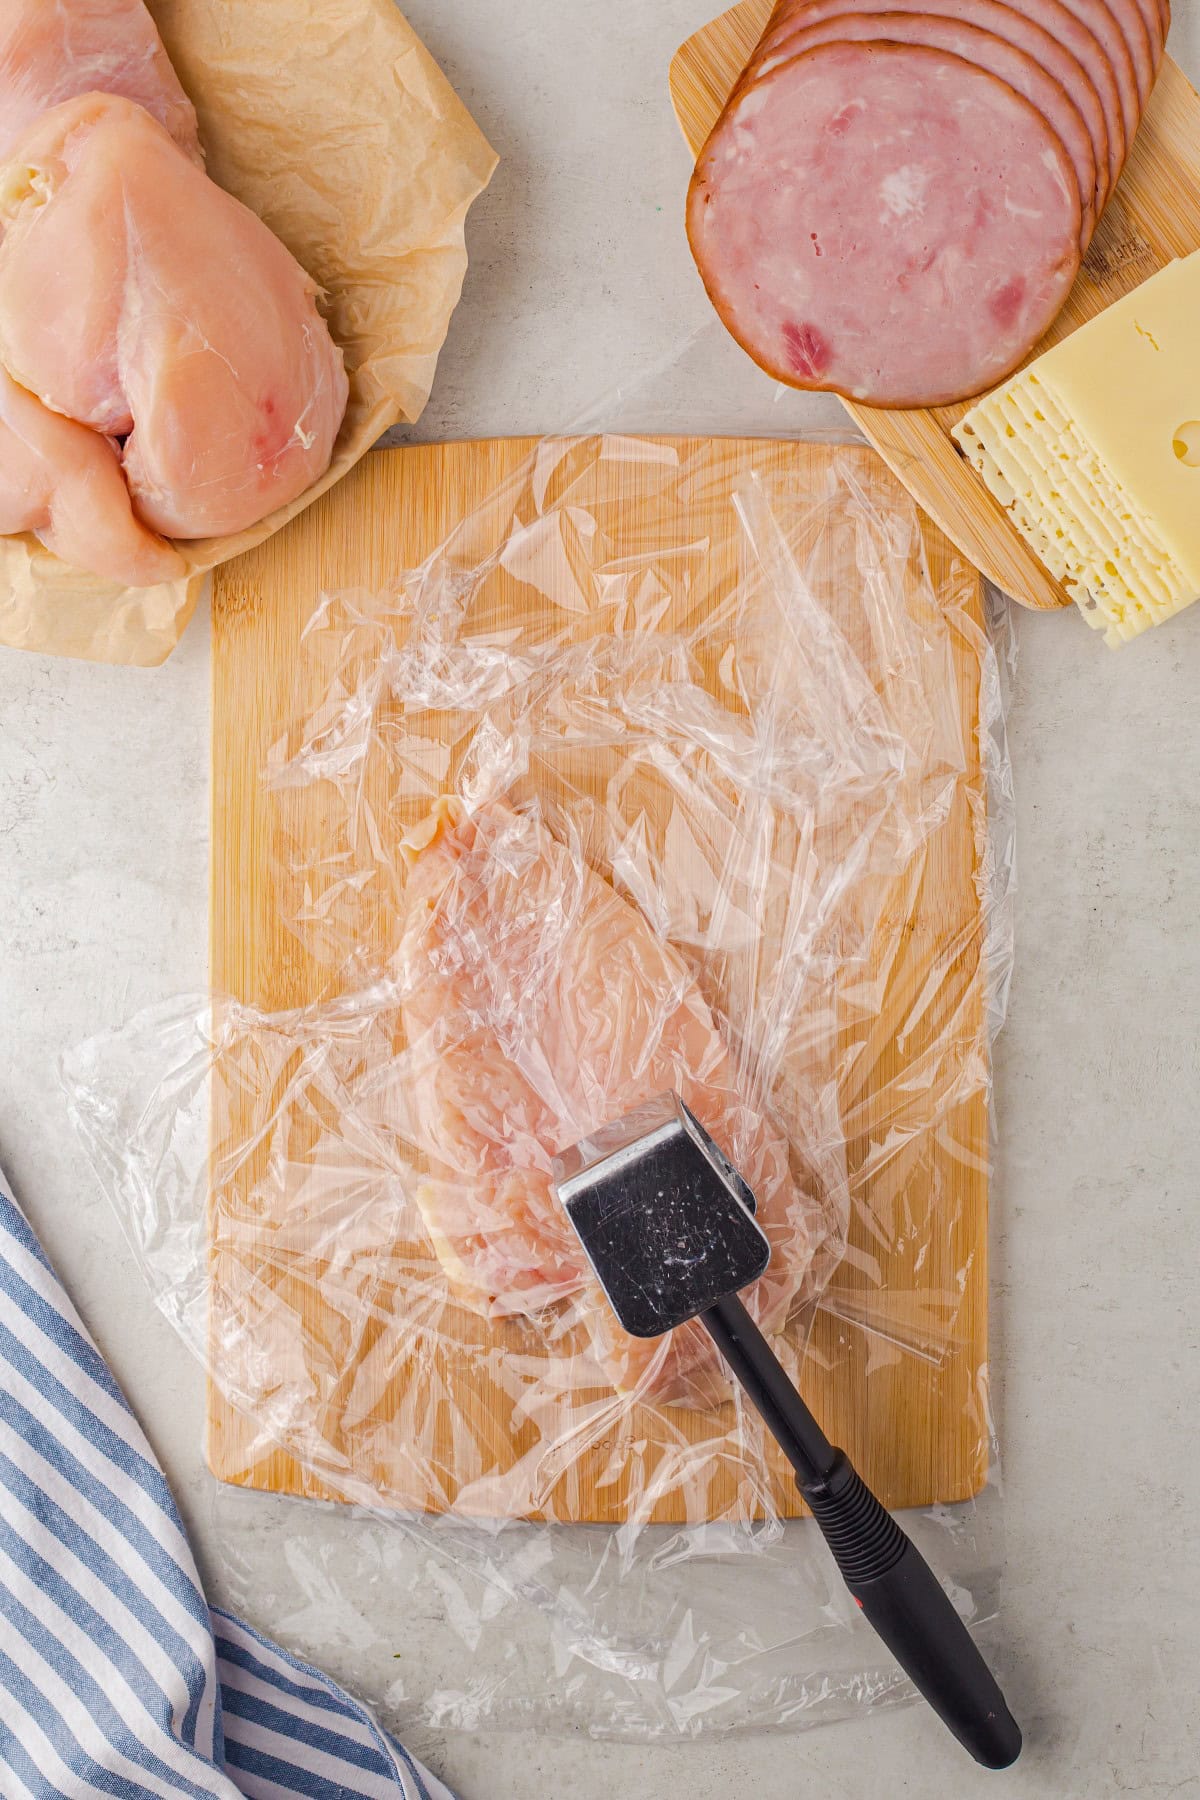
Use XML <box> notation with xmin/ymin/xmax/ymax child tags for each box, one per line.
<box><xmin>65</xmin><ymin>426</ymin><xmax>1016</xmax><ymax>1740</ymax></box>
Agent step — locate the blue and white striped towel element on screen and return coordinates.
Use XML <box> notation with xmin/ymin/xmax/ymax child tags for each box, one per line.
<box><xmin>0</xmin><ymin>1164</ymin><xmax>456</xmax><ymax>1800</ymax></box>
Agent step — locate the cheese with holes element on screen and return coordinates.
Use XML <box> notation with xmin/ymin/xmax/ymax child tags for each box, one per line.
<box><xmin>953</xmin><ymin>254</ymin><xmax>1200</xmax><ymax>647</ymax></box>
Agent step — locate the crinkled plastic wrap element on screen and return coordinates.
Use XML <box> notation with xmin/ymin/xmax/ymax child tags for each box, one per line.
<box><xmin>65</xmin><ymin>429</ymin><xmax>1016</xmax><ymax>1739</ymax></box>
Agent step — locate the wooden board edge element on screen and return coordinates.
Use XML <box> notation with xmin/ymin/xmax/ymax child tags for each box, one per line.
<box><xmin>844</xmin><ymin>408</ymin><xmax>1073</xmax><ymax>612</ymax></box>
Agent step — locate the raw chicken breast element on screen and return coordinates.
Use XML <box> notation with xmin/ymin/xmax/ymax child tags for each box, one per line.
<box><xmin>0</xmin><ymin>0</ymin><xmax>201</xmax><ymax>162</ymax></box>
<box><xmin>0</xmin><ymin>94</ymin><xmax>348</xmax><ymax>540</ymax></box>
<box><xmin>397</xmin><ymin>798</ymin><xmax>815</xmax><ymax>1403</ymax></box>
<box><xmin>0</xmin><ymin>366</ymin><xmax>182</xmax><ymax>586</ymax></box>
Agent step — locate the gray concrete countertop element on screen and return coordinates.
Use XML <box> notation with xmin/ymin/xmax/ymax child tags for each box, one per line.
<box><xmin>2</xmin><ymin>4</ymin><xmax>1199</xmax><ymax>1795</ymax></box>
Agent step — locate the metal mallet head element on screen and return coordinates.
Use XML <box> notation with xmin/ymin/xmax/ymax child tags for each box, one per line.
<box><xmin>551</xmin><ymin>1093</ymin><xmax>770</xmax><ymax>1339</ymax></box>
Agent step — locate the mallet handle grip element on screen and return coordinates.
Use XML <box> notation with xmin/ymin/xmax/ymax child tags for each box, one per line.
<box><xmin>702</xmin><ymin>1297</ymin><xmax>1020</xmax><ymax>1770</ymax></box>
<box><xmin>799</xmin><ymin>1450</ymin><xmax>1021</xmax><ymax>1770</ymax></box>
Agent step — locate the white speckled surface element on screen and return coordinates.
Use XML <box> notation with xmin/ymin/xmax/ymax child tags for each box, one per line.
<box><xmin>2</xmin><ymin>3</ymin><xmax>1199</xmax><ymax>1794</ymax></box>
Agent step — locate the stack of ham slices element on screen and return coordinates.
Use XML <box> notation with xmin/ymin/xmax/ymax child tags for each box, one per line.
<box><xmin>687</xmin><ymin>0</ymin><xmax>1170</xmax><ymax>407</ymax></box>
<box><xmin>0</xmin><ymin>0</ymin><xmax>348</xmax><ymax>587</ymax></box>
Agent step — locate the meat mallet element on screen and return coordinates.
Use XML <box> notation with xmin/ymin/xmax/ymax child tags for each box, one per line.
<box><xmin>552</xmin><ymin>1093</ymin><xmax>1022</xmax><ymax>1771</ymax></box>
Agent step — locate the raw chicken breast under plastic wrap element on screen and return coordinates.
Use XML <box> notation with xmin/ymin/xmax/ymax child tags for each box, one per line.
<box><xmin>0</xmin><ymin>0</ymin><xmax>201</xmax><ymax>162</ymax></box>
<box><xmin>397</xmin><ymin>797</ymin><xmax>819</xmax><ymax>1404</ymax></box>
<box><xmin>0</xmin><ymin>94</ymin><xmax>348</xmax><ymax>543</ymax></box>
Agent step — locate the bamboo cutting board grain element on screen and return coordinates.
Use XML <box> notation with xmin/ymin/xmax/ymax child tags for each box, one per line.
<box><xmin>670</xmin><ymin>3</ymin><xmax>1200</xmax><ymax>612</ymax></box>
<box><xmin>212</xmin><ymin>437</ymin><xmax>991</xmax><ymax>1523</ymax></box>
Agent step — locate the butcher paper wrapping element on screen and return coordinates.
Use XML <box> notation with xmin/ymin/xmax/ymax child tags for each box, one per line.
<box><xmin>0</xmin><ymin>0</ymin><xmax>496</xmax><ymax>666</ymax></box>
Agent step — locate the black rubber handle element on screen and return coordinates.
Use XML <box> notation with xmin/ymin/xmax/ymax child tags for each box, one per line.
<box><xmin>800</xmin><ymin>1450</ymin><xmax>1022</xmax><ymax>1771</ymax></box>
<box><xmin>701</xmin><ymin>1298</ymin><xmax>1020</xmax><ymax>1766</ymax></box>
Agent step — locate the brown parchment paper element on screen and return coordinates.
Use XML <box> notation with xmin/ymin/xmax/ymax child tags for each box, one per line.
<box><xmin>0</xmin><ymin>0</ymin><xmax>497</xmax><ymax>666</ymax></box>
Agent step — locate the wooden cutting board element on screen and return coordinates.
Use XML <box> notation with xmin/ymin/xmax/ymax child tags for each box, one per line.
<box><xmin>211</xmin><ymin>437</ymin><xmax>991</xmax><ymax>1523</ymax></box>
<box><xmin>670</xmin><ymin>2</ymin><xmax>1200</xmax><ymax>612</ymax></box>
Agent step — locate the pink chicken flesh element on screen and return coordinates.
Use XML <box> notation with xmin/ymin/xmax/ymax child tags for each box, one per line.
<box><xmin>397</xmin><ymin>799</ymin><xmax>815</xmax><ymax>1404</ymax></box>
<box><xmin>0</xmin><ymin>93</ymin><xmax>348</xmax><ymax>542</ymax></box>
<box><xmin>0</xmin><ymin>0</ymin><xmax>201</xmax><ymax>163</ymax></box>
<box><xmin>0</xmin><ymin>365</ymin><xmax>183</xmax><ymax>586</ymax></box>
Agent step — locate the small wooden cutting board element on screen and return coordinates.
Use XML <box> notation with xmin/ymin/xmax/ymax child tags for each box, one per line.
<box><xmin>211</xmin><ymin>437</ymin><xmax>992</xmax><ymax>1523</ymax></box>
<box><xmin>670</xmin><ymin>2</ymin><xmax>1200</xmax><ymax>612</ymax></box>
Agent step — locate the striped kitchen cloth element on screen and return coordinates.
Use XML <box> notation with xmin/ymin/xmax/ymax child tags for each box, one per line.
<box><xmin>0</xmin><ymin>1164</ymin><xmax>456</xmax><ymax>1800</ymax></box>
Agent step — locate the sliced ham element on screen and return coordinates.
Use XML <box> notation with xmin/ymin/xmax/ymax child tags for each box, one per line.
<box><xmin>1132</xmin><ymin>0</ymin><xmax>1168</xmax><ymax>64</ymax></box>
<box><xmin>1052</xmin><ymin>0</ymin><xmax>1143</xmax><ymax>141</ymax></box>
<box><xmin>753</xmin><ymin>0</ymin><xmax>1123</xmax><ymax>197</ymax></box>
<box><xmin>687</xmin><ymin>41</ymin><xmax>1082</xmax><ymax>409</ymax></box>
<box><xmin>1098</xmin><ymin>0</ymin><xmax>1157</xmax><ymax>104</ymax></box>
<box><xmin>757</xmin><ymin>0</ymin><xmax>1155</xmax><ymax>102</ymax></box>
<box><xmin>746</xmin><ymin>11</ymin><xmax>1100</xmax><ymax>242</ymax></box>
